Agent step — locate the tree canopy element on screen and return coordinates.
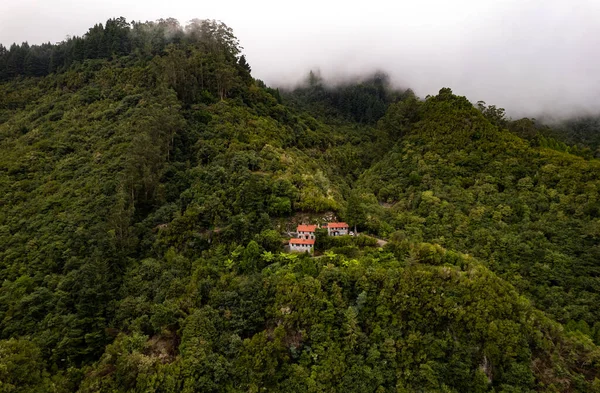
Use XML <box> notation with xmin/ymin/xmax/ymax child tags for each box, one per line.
<box><xmin>1</xmin><ymin>17</ymin><xmax>600</xmax><ymax>392</ymax></box>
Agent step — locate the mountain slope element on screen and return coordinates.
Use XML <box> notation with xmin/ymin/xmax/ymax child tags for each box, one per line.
<box><xmin>0</xmin><ymin>18</ymin><xmax>599</xmax><ymax>392</ymax></box>
<box><xmin>0</xmin><ymin>20</ymin><xmax>349</xmax><ymax>369</ymax></box>
<box><xmin>77</xmin><ymin>247</ymin><xmax>600</xmax><ymax>393</ymax></box>
<box><xmin>358</xmin><ymin>88</ymin><xmax>600</xmax><ymax>331</ymax></box>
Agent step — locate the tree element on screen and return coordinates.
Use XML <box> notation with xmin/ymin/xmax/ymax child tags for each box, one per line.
<box><xmin>24</xmin><ymin>48</ymin><xmax>49</xmax><ymax>77</ymax></box>
<box><xmin>103</xmin><ymin>17</ymin><xmax>131</xmax><ymax>56</ymax></box>
<box><xmin>0</xmin><ymin>338</ymin><xmax>51</xmax><ymax>391</ymax></box>
<box><xmin>0</xmin><ymin>44</ymin><xmax>8</xmax><ymax>80</ymax></box>
<box><xmin>238</xmin><ymin>54</ymin><xmax>251</xmax><ymax>73</ymax></box>
<box><xmin>476</xmin><ymin>101</ymin><xmax>507</xmax><ymax>128</ymax></box>
<box><xmin>377</xmin><ymin>92</ymin><xmax>421</xmax><ymax>138</ymax></box>
<box><xmin>242</xmin><ymin>240</ymin><xmax>261</xmax><ymax>272</ymax></box>
<box><xmin>345</xmin><ymin>190</ymin><xmax>366</xmax><ymax>234</ymax></box>
<box><xmin>186</xmin><ymin>19</ymin><xmax>241</xmax><ymax>58</ymax></box>
<box><xmin>315</xmin><ymin>228</ymin><xmax>330</xmax><ymax>252</ymax></box>
<box><xmin>5</xmin><ymin>43</ymin><xmax>28</xmax><ymax>77</ymax></box>
<box><xmin>307</xmin><ymin>69</ymin><xmax>322</xmax><ymax>86</ymax></box>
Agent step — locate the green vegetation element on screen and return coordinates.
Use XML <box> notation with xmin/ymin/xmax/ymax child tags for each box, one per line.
<box><xmin>0</xmin><ymin>17</ymin><xmax>599</xmax><ymax>392</ymax></box>
<box><xmin>357</xmin><ymin>88</ymin><xmax>600</xmax><ymax>331</ymax></box>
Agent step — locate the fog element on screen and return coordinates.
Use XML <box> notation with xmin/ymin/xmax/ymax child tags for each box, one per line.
<box><xmin>1</xmin><ymin>0</ymin><xmax>599</xmax><ymax>118</ymax></box>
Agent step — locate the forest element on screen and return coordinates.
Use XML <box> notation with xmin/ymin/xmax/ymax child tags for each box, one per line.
<box><xmin>0</xmin><ymin>17</ymin><xmax>599</xmax><ymax>392</ymax></box>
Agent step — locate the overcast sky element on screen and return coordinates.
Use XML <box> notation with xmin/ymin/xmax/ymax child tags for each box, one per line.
<box><xmin>1</xmin><ymin>0</ymin><xmax>599</xmax><ymax>117</ymax></box>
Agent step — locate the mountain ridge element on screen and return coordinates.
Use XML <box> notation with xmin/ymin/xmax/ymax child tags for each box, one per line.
<box><xmin>1</xmin><ymin>17</ymin><xmax>599</xmax><ymax>392</ymax></box>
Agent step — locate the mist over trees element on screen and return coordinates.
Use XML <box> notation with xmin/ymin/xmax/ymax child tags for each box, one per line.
<box><xmin>1</xmin><ymin>16</ymin><xmax>600</xmax><ymax>392</ymax></box>
<box><xmin>281</xmin><ymin>70</ymin><xmax>415</xmax><ymax>124</ymax></box>
<box><xmin>0</xmin><ymin>17</ymin><xmax>245</xmax><ymax>83</ymax></box>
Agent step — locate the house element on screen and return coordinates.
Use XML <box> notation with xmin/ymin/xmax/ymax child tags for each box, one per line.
<box><xmin>297</xmin><ymin>224</ymin><xmax>318</xmax><ymax>240</ymax></box>
<box><xmin>326</xmin><ymin>222</ymin><xmax>349</xmax><ymax>236</ymax></box>
<box><xmin>287</xmin><ymin>221</ymin><xmax>351</xmax><ymax>254</ymax></box>
<box><xmin>289</xmin><ymin>238</ymin><xmax>315</xmax><ymax>253</ymax></box>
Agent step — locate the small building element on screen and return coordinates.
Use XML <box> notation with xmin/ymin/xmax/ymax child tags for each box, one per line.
<box><xmin>289</xmin><ymin>238</ymin><xmax>315</xmax><ymax>253</ymax></box>
<box><xmin>297</xmin><ymin>224</ymin><xmax>318</xmax><ymax>240</ymax></box>
<box><xmin>326</xmin><ymin>222</ymin><xmax>349</xmax><ymax>236</ymax></box>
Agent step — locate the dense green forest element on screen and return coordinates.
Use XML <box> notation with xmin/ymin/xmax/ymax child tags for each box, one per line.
<box><xmin>1</xmin><ymin>17</ymin><xmax>600</xmax><ymax>392</ymax></box>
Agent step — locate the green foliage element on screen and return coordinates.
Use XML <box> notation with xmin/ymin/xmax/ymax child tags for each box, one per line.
<box><xmin>344</xmin><ymin>189</ymin><xmax>366</xmax><ymax>233</ymax></box>
<box><xmin>1</xmin><ymin>19</ymin><xmax>600</xmax><ymax>393</ymax></box>
<box><xmin>0</xmin><ymin>18</ymin><xmax>246</xmax><ymax>84</ymax></box>
<box><xmin>0</xmin><ymin>338</ymin><xmax>52</xmax><ymax>392</ymax></box>
<box><xmin>77</xmin><ymin>246</ymin><xmax>600</xmax><ymax>392</ymax></box>
<box><xmin>358</xmin><ymin>88</ymin><xmax>600</xmax><ymax>329</ymax></box>
<box><xmin>283</xmin><ymin>71</ymin><xmax>410</xmax><ymax>124</ymax></box>
<box><xmin>546</xmin><ymin>115</ymin><xmax>600</xmax><ymax>157</ymax></box>
<box><xmin>377</xmin><ymin>90</ymin><xmax>421</xmax><ymax>139</ymax></box>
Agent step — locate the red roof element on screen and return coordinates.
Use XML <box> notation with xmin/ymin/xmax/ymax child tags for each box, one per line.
<box><xmin>297</xmin><ymin>224</ymin><xmax>317</xmax><ymax>232</ymax></box>
<box><xmin>328</xmin><ymin>222</ymin><xmax>349</xmax><ymax>228</ymax></box>
<box><xmin>289</xmin><ymin>238</ymin><xmax>315</xmax><ymax>245</ymax></box>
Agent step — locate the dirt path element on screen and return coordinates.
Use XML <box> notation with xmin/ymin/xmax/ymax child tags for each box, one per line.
<box><xmin>376</xmin><ymin>238</ymin><xmax>388</xmax><ymax>247</ymax></box>
<box><xmin>360</xmin><ymin>234</ymin><xmax>387</xmax><ymax>247</ymax></box>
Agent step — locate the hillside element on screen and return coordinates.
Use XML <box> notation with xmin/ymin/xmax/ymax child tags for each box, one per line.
<box><xmin>357</xmin><ymin>89</ymin><xmax>600</xmax><ymax>329</ymax></box>
<box><xmin>0</xmin><ymin>18</ymin><xmax>599</xmax><ymax>392</ymax></box>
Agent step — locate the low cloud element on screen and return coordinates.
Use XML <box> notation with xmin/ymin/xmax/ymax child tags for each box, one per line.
<box><xmin>240</xmin><ymin>0</ymin><xmax>600</xmax><ymax>119</ymax></box>
<box><xmin>2</xmin><ymin>0</ymin><xmax>599</xmax><ymax>118</ymax></box>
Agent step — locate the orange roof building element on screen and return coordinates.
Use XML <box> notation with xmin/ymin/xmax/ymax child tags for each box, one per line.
<box><xmin>289</xmin><ymin>238</ymin><xmax>315</xmax><ymax>245</ymax></box>
<box><xmin>297</xmin><ymin>224</ymin><xmax>318</xmax><ymax>232</ymax></box>
<box><xmin>326</xmin><ymin>222</ymin><xmax>349</xmax><ymax>236</ymax></box>
<box><xmin>297</xmin><ymin>224</ymin><xmax>318</xmax><ymax>240</ymax></box>
<box><xmin>289</xmin><ymin>237</ymin><xmax>315</xmax><ymax>253</ymax></box>
<box><xmin>288</xmin><ymin>222</ymin><xmax>352</xmax><ymax>255</ymax></box>
<box><xmin>327</xmin><ymin>222</ymin><xmax>349</xmax><ymax>228</ymax></box>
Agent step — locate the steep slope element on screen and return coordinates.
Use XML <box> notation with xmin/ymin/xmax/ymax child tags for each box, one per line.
<box><xmin>0</xmin><ymin>19</ymin><xmax>599</xmax><ymax>393</ymax></box>
<box><xmin>358</xmin><ymin>88</ymin><xmax>600</xmax><ymax>333</ymax></box>
<box><xmin>0</xmin><ymin>19</ymin><xmax>350</xmax><ymax>371</ymax></box>
<box><xmin>76</xmin><ymin>246</ymin><xmax>600</xmax><ymax>393</ymax></box>
<box><xmin>0</xmin><ymin>64</ymin><xmax>186</xmax><ymax>364</ymax></box>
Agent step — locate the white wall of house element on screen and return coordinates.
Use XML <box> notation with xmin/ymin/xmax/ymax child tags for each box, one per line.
<box><xmin>290</xmin><ymin>243</ymin><xmax>313</xmax><ymax>252</ymax></box>
<box><xmin>298</xmin><ymin>231</ymin><xmax>315</xmax><ymax>239</ymax></box>
<box><xmin>327</xmin><ymin>227</ymin><xmax>348</xmax><ymax>236</ymax></box>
